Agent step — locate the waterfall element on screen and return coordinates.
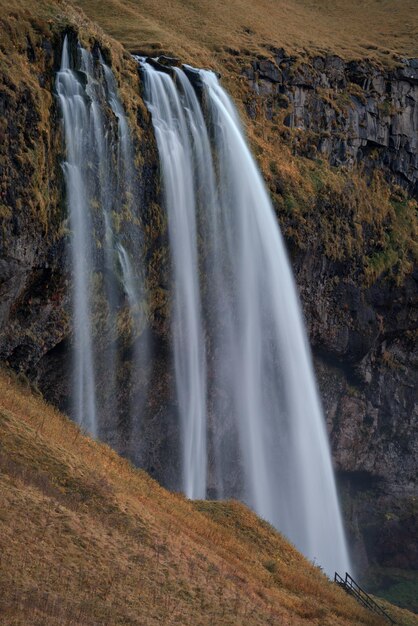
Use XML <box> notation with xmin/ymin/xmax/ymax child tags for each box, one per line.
<box><xmin>56</xmin><ymin>38</ymin><xmax>98</xmax><ymax>435</ymax></box>
<box><xmin>80</xmin><ymin>46</ymin><xmax>119</xmax><ymax>429</ymax></box>
<box><xmin>56</xmin><ymin>37</ymin><xmax>146</xmax><ymax>444</ymax></box>
<box><xmin>141</xmin><ymin>65</ymin><xmax>208</xmax><ymax>499</ymax></box>
<box><xmin>118</xmin><ymin>244</ymin><xmax>140</xmax><ymax>317</ymax></box>
<box><xmin>117</xmin><ymin>240</ymin><xmax>148</xmax><ymax>430</ymax></box>
<box><xmin>141</xmin><ymin>60</ymin><xmax>350</xmax><ymax>575</ymax></box>
<box><xmin>101</xmin><ymin>55</ymin><xmax>136</xmax><ymax>199</ymax></box>
<box><xmin>56</xmin><ymin>35</ymin><xmax>350</xmax><ymax>575</ymax></box>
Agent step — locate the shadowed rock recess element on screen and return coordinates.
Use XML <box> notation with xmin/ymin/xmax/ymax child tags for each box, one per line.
<box><xmin>0</xmin><ymin>2</ymin><xmax>416</xmax><ymax>607</ymax></box>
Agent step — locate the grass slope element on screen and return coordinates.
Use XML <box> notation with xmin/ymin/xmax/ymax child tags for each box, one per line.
<box><xmin>74</xmin><ymin>0</ymin><xmax>418</xmax><ymax>65</ymax></box>
<box><xmin>1</xmin><ymin>370</ymin><xmax>416</xmax><ymax>625</ymax></box>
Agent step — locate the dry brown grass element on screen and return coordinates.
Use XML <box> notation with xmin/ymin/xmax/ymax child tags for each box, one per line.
<box><xmin>1</xmin><ymin>368</ymin><xmax>413</xmax><ymax>625</ymax></box>
<box><xmin>74</xmin><ymin>0</ymin><xmax>418</xmax><ymax>65</ymax></box>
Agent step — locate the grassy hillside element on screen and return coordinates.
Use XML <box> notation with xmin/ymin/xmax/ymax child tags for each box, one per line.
<box><xmin>1</xmin><ymin>369</ymin><xmax>416</xmax><ymax>625</ymax></box>
<box><xmin>75</xmin><ymin>0</ymin><xmax>418</xmax><ymax>65</ymax></box>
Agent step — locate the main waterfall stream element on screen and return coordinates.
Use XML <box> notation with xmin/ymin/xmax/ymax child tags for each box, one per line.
<box><xmin>141</xmin><ymin>60</ymin><xmax>350</xmax><ymax>575</ymax></box>
<box><xmin>57</xmin><ymin>37</ymin><xmax>350</xmax><ymax>575</ymax></box>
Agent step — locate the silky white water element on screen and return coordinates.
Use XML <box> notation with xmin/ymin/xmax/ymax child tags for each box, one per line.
<box><xmin>57</xmin><ymin>36</ymin><xmax>350</xmax><ymax>575</ymax></box>
<box><xmin>142</xmin><ymin>65</ymin><xmax>208</xmax><ymax>499</ymax></box>
<box><xmin>101</xmin><ymin>56</ymin><xmax>136</xmax><ymax>200</ymax></box>
<box><xmin>56</xmin><ymin>37</ymin><xmax>98</xmax><ymax>435</ymax></box>
<box><xmin>142</xmin><ymin>61</ymin><xmax>350</xmax><ymax>575</ymax></box>
<box><xmin>57</xmin><ymin>37</ymin><xmax>146</xmax><ymax>442</ymax></box>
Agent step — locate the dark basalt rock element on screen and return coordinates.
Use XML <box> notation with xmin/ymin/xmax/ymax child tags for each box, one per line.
<box><xmin>244</xmin><ymin>53</ymin><xmax>418</xmax><ymax>197</ymax></box>
<box><xmin>182</xmin><ymin>64</ymin><xmax>203</xmax><ymax>88</ymax></box>
<box><xmin>145</xmin><ymin>57</ymin><xmax>176</xmax><ymax>76</ymax></box>
<box><xmin>258</xmin><ymin>59</ymin><xmax>282</xmax><ymax>83</ymax></box>
<box><xmin>157</xmin><ymin>55</ymin><xmax>181</xmax><ymax>67</ymax></box>
<box><xmin>293</xmin><ymin>247</ymin><xmax>418</xmax><ymax>575</ymax></box>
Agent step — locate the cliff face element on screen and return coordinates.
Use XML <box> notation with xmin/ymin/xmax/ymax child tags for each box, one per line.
<box><xmin>0</xmin><ymin>6</ymin><xmax>416</xmax><ymax>597</ymax></box>
<box><xmin>0</xmin><ymin>16</ymin><xmax>68</xmax><ymax>395</ymax></box>
<box><xmin>244</xmin><ymin>52</ymin><xmax>418</xmax><ymax>196</ymax></box>
<box><xmin>300</xmin><ymin>254</ymin><xmax>417</xmax><ymax>573</ymax></box>
<box><xmin>242</xmin><ymin>52</ymin><xmax>418</xmax><ymax>578</ymax></box>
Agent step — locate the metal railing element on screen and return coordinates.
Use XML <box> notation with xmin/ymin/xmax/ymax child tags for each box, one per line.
<box><xmin>334</xmin><ymin>572</ymin><xmax>395</xmax><ymax>624</ymax></box>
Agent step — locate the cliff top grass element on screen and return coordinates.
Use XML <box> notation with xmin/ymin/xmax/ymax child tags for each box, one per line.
<box><xmin>2</xmin><ymin>368</ymin><xmax>417</xmax><ymax>625</ymax></box>
<box><xmin>74</xmin><ymin>0</ymin><xmax>418</xmax><ymax>66</ymax></box>
<box><xmin>2</xmin><ymin>0</ymin><xmax>417</xmax><ymax>69</ymax></box>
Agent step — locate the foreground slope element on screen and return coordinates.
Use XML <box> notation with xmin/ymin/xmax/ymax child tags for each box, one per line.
<box><xmin>0</xmin><ymin>369</ymin><xmax>412</xmax><ymax>626</ymax></box>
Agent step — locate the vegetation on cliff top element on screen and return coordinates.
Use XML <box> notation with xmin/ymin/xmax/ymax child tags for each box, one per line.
<box><xmin>75</xmin><ymin>0</ymin><xmax>418</xmax><ymax>65</ymax></box>
<box><xmin>1</xmin><ymin>369</ymin><xmax>417</xmax><ymax>625</ymax></box>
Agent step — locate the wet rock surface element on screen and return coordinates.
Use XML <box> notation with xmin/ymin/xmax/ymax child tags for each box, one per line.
<box><xmin>0</xmin><ymin>28</ymin><xmax>68</xmax><ymax>396</ymax></box>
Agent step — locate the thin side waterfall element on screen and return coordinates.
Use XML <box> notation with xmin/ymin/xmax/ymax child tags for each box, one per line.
<box><xmin>56</xmin><ymin>38</ymin><xmax>98</xmax><ymax>435</ymax></box>
<box><xmin>117</xmin><ymin>237</ymin><xmax>151</xmax><ymax>462</ymax></box>
<box><xmin>80</xmin><ymin>46</ymin><xmax>118</xmax><ymax>428</ymax></box>
<box><xmin>141</xmin><ymin>60</ymin><xmax>350</xmax><ymax>575</ymax></box>
<box><xmin>56</xmin><ymin>37</ymin><xmax>146</xmax><ymax>444</ymax></box>
<box><xmin>101</xmin><ymin>52</ymin><xmax>149</xmax><ymax>451</ymax></box>
<box><xmin>102</xmin><ymin>56</ymin><xmax>149</xmax><ymax>357</ymax></box>
<box><xmin>117</xmin><ymin>244</ymin><xmax>141</xmax><ymax>318</ymax></box>
<box><xmin>101</xmin><ymin>56</ymin><xmax>136</xmax><ymax>198</ymax></box>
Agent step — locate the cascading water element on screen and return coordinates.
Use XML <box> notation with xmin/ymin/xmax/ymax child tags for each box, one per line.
<box><xmin>56</xmin><ymin>37</ymin><xmax>147</xmax><ymax>444</ymax></box>
<box><xmin>80</xmin><ymin>46</ymin><xmax>119</xmax><ymax>426</ymax></box>
<box><xmin>56</xmin><ymin>38</ymin><xmax>98</xmax><ymax>436</ymax></box>
<box><xmin>101</xmin><ymin>55</ymin><xmax>136</xmax><ymax>199</ymax></box>
<box><xmin>141</xmin><ymin>60</ymin><xmax>350</xmax><ymax>575</ymax></box>
<box><xmin>141</xmin><ymin>65</ymin><xmax>208</xmax><ymax>499</ymax></box>
<box><xmin>56</xmin><ymin>34</ymin><xmax>350</xmax><ymax>575</ymax></box>
<box><xmin>117</xmin><ymin>244</ymin><xmax>140</xmax><ymax>320</ymax></box>
<box><xmin>116</xmin><ymin>241</ymin><xmax>148</xmax><ymax>450</ymax></box>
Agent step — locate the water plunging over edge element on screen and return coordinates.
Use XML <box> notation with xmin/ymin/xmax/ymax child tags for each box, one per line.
<box><xmin>56</xmin><ymin>37</ymin><xmax>351</xmax><ymax>575</ymax></box>
<box><xmin>141</xmin><ymin>64</ymin><xmax>208</xmax><ymax>499</ymax></box>
<box><xmin>141</xmin><ymin>59</ymin><xmax>351</xmax><ymax>576</ymax></box>
<box><xmin>56</xmin><ymin>37</ymin><xmax>98</xmax><ymax>436</ymax></box>
<box><xmin>56</xmin><ymin>38</ymin><xmax>148</xmax><ymax>448</ymax></box>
